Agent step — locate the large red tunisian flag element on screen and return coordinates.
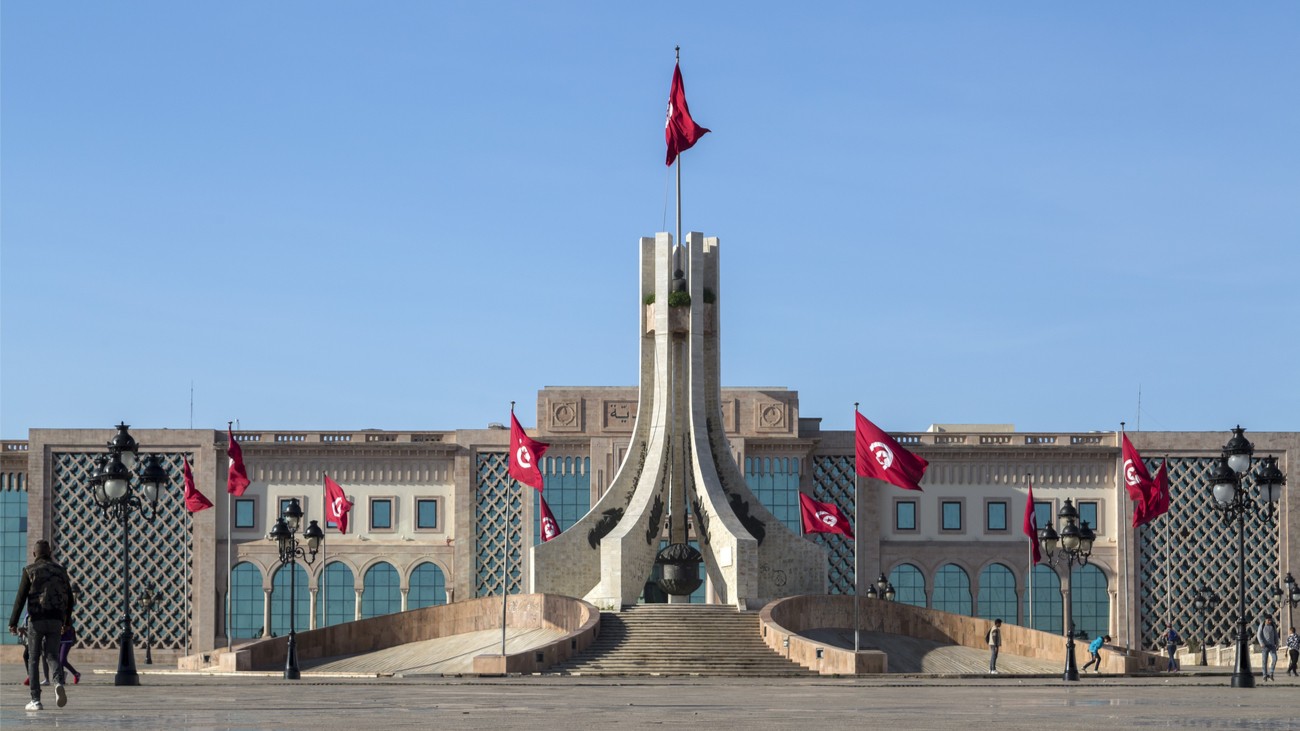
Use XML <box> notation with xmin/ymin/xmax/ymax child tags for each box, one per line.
<box><xmin>227</xmin><ymin>426</ymin><xmax>251</xmax><ymax>496</ymax></box>
<box><xmin>799</xmin><ymin>493</ymin><xmax>855</xmax><ymax>539</ymax></box>
<box><xmin>538</xmin><ymin>493</ymin><xmax>561</xmax><ymax>543</ymax></box>
<box><xmin>1141</xmin><ymin>459</ymin><xmax>1171</xmax><ymax>526</ymax></box>
<box><xmin>509</xmin><ymin>411</ymin><xmax>550</xmax><ymax>491</ymax></box>
<box><xmin>665</xmin><ymin>62</ymin><xmax>710</xmax><ymax>166</ymax></box>
<box><xmin>324</xmin><ymin>474</ymin><xmax>353</xmax><ymax>535</ymax></box>
<box><xmin>855</xmin><ymin>411</ymin><xmax>928</xmax><ymax>491</ymax></box>
<box><xmin>183</xmin><ymin>456</ymin><xmax>214</xmax><ymax>513</ymax></box>
<box><xmin>1023</xmin><ymin>478</ymin><xmax>1042</xmax><ymax>565</ymax></box>
<box><xmin>1121</xmin><ymin>434</ymin><xmax>1155</xmax><ymax>526</ymax></box>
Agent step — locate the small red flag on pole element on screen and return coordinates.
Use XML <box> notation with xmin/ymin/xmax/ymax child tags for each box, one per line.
<box><xmin>799</xmin><ymin>493</ymin><xmax>855</xmax><ymax>539</ymax></box>
<box><xmin>509</xmin><ymin>411</ymin><xmax>549</xmax><ymax>491</ymax></box>
<box><xmin>1024</xmin><ymin>476</ymin><xmax>1042</xmax><ymax>565</ymax></box>
<box><xmin>324</xmin><ymin>474</ymin><xmax>352</xmax><ymax>535</ymax></box>
<box><xmin>538</xmin><ymin>493</ymin><xmax>561</xmax><ymax>542</ymax></box>
<box><xmin>854</xmin><ymin>411</ymin><xmax>928</xmax><ymax>492</ymax></box>
<box><xmin>227</xmin><ymin>425</ymin><xmax>251</xmax><ymax>496</ymax></box>
<box><xmin>665</xmin><ymin>60</ymin><xmax>710</xmax><ymax>166</ymax></box>
<box><xmin>183</xmin><ymin>456</ymin><xmax>213</xmax><ymax>513</ymax></box>
<box><xmin>1122</xmin><ymin>433</ymin><xmax>1155</xmax><ymax>527</ymax></box>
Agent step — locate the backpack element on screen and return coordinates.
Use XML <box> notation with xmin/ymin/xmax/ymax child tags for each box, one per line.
<box><xmin>26</xmin><ymin>561</ymin><xmax>72</xmax><ymax>617</ymax></box>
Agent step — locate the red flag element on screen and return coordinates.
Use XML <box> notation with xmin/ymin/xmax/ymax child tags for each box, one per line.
<box><xmin>799</xmin><ymin>493</ymin><xmax>855</xmax><ymax>539</ymax></box>
<box><xmin>1141</xmin><ymin>459</ymin><xmax>1171</xmax><ymax>525</ymax></box>
<box><xmin>183</xmin><ymin>456</ymin><xmax>213</xmax><ymax>513</ymax></box>
<box><xmin>227</xmin><ymin>426</ymin><xmax>250</xmax><ymax>496</ymax></box>
<box><xmin>854</xmin><ymin>411</ymin><xmax>928</xmax><ymax>491</ymax></box>
<box><xmin>538</xmin><ymin>493</ymin><xmax>561</xmax><ymax>543</ymax></box>
<box><xmin>1023</xmin><ymin>478</ymin><xmax>1042</xmax><ymax>565</ymax></box>
<box><xmin>1121</xmin><ymin>434</ymin><xmax>1154</xmax><ymax>527</ymax></box>
<box><xmin>324</xmin><ymin>474</ymin><xmax>352</xmax><ymax>535</ymax></box>
<box><xmin>509</xmin><ymin>411</ymin><xmax>549</xmax><ymax>491</ymax></box>
<box><xmin>665</xmin><ymin>62</ymin><xmax>710</xmax><ymax>166</ymax></box>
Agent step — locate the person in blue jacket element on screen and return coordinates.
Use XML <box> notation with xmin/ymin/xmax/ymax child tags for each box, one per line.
<box><xmin>1081</xmin><ymin>634</ymin><xmax>1111</xmax><ymax>673</ymax></box>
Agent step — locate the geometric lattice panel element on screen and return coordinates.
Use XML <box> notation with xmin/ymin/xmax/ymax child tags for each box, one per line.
<box><xmin>811</xmin><ymin>455</ymin><xmax>856</xmax><ymax>595</ymax></box>
<box><xmin>1137</xmin><ymin>456</ymin><xmax>1281</xmax><ymax>651</ymax></box>
<box><xmin>51</xmin><ymin>452</ymin><xmax>195</xmax><ymax>651</ymax></box>
<box><xmin>475</xmin><ymin>452</ymin><xmax>523</xmax><ymax>598</ymax></box>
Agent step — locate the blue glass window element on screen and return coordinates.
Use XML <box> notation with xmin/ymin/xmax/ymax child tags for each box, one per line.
<box><xmin>234</xmin><ymin>499</ymin><xmax>255</xmax><ymax>529</ymax></box>
<box><xmin>1026</xmin><ymin>564</ymin><xmax>1063</xmax><ymax>634</ymax></box>
<box><xmin>371</xmin><ymin>499</ymin><xmax>392</xmax><ymax>530</ymax></box>
<box><xmin>745</xmin><ymin>456</ymin><xmax>801</xmax><ymax>532</ymax></box>
<box><xmin>1077</xmin><ymin>501</ymin><xmax>1098</xmax><ymax>532</ymax></box>
<box><xmin>270</xmin><ymin>563</ymin><xmax>309</xmax><ymax>637</ymax></box>
<box><xmin>1</xmin><ymin>486</ymin><xmax>30</xmax><ymax>645</ymax></box>
<box><xmin>317</xmin><ymin>561</ymin><xmax>354</xmax><ymax>628</ymax></box>
<box><xmin>1071</xmin><ymin>564</ymin><xmax>1109</xmax><ymax>640</ymax></box>
<box><xmin>417</xmin><ymin>499</ymin><xmax>439</xmax><ymax>530</ymax></box>
<box><xmin>229</xmin><ymin>562</ymin><xmax>263</xmax><ymax>639</ymax></box>
<box><xmin>534</xmin><ymin>456</ymin><xmax>591</xmax><ymax>545</ymax></box>
<box><xmin>933</xmin><ymin>564</ymin><xmax>972</xmax><ymax>615</ymax></box>
<box><xmin>362</xmin><ymin>562</ymin><xmax>401</xmax><ymax>618</ymax></box>
<box><xmin>977</xmin><ymin>563</ymin><xmax>1017</xmax><ymax>622</ymax></box>
<box><xmin>895</xmin><ymin>501</ymin><xmax>916</xmax><ymax>531</ymax></box>
<box><xmin>1034</xmin><ymin>502</ymin><xmax>1053</xmax><ymax>531</ymax></box>
<box><xmin>941</xmin><ymin>501</ymin><xmax>962</xmax><ymax>531</ymax></box>
<box><xmin>408</xmin><ymin>562</ymin><xmax>447</xmax><ymax>609</ymax></box>
<box><xmin>986</xmin><ymin>501</ymin><xmax>1008</xmax><ymax>531</ymax></box>
<box><xmin>889</xmin><ymin>563</ymin><xmax>927</xmax><ymax>608</ymax></box>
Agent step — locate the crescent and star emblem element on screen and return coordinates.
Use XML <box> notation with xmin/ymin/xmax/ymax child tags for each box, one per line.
<box><xmin>1124</xmin><ymin>459</ymin><xmax>1140</xmax><ymax>486</ymax></box>
<box><xmin>516</xmin><ymin>445</ymin><xmax>533</xmax><ymax>470</ymax></box>
<box><xmin>541</xmin><ymin>517</ymin><xmax>558</xmax><ymax>539</ymax></box>
<box><xmin>869</xmin><ymin>441</ymin><xmax>895</xmax><ymax>470</ymax></box>
<box><xmin>815</xmin><ymin>510</ymin><xmax>838</xmax><ymax>528</ymax></box>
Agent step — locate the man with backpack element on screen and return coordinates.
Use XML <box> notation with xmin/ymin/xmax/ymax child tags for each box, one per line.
<box><xmin>8</xmin><ymin>539</ymin><xmax>74</xmax><ymax>711</ymax></box>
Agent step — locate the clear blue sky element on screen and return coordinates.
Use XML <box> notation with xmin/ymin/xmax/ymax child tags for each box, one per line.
<box><xmin>3</xmin><ymin>2</ymin><xmax>1297</xmax><ymax>439</ymax></box>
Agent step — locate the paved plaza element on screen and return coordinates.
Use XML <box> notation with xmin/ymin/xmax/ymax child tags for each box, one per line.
<box><xmin>2</xmin><ymin>663</ymin><xmax>1297</xmax><ymax>730</ymax></box>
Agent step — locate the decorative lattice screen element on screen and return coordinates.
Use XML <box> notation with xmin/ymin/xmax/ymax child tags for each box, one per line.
<box><xmin>811</xmin><ymin>455</ymin><xmax>856</xmax><ymax>594</ymax></box>
<box><xmin>1137</xmin><ymin>456</ymin><xmax>1282</xmax><ymax>650</ymax></box>
<box><xmin>475</xmin><ymin>452</ymin><xmax>523</xmax><ymax>598</ymax></box>
<box><xmin>51</xmin><ymin>452</ymin><xmax>194</xmax><ymax>651</ymax></box>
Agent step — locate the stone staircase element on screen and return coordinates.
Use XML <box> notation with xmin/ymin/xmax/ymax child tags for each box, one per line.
<box><xmin>546</xmin><ymin>604</ymin><xmax>816</xmax><ymax>676</ymax></box>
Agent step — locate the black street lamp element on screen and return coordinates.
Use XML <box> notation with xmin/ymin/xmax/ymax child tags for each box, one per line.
<box><xmin>268</xmin><ymin>498</ymin><xmax>323</xmax><ymax>680</ymax></box>
<box><xmin>864</xmin><ymin>574</ymin><xmax>896</xmax><ymax>601</ymax></box>
<box><xmin>1206</xmin><ymin>426</ymin><xmax>1286</xmax><ymax>689</ymax></box>
<box><xmin>1192</xmin><ymin>582</ymin><xmax>1220</xmax><ymax>667</ymax></box>
<box><xmin>137</xmin><ymin>582</ymin><xmax>157</xmax><ymax>665</ymax></box>
<box><xmin>1037</xmin><ymin>498</ymin><xmax>1095</xmax><ymax>682</ymax></box>
<box><xmin>1284</xmin><ymin>572</ymin><xmax>1300</xmax><ymax>630</ymax></box>
<box><xmin>87</xmin><ymin>423</ymin><xmax>166</xmax><ymax>687</ymax></box>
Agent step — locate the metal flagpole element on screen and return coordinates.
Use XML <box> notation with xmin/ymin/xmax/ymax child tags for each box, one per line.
<box><xmin>320</xmin><ymin>476</ymin><xmax>328</xmax><ymax>631</ymax></box>
<box><xmin>675</xmin><ymin>46</ymin><xmax>682</xmax><ymax>249</ymax></box>
<box><xmin>226</xmin><ymin>422</ymin><xmax>234</xmax><ymax>648</ymax></box>
<box><xmin>502</xmin><ymin>402</ymin><xmax>515</xmax><ymax>657</ymax></box>
<box><xmin>1028</xmin><ymin>473</ymin><xmax>1034</xmax><ymax>629</ymax></box>
<box><xmin>853</xmin><ymin>403</ymin><xmax>861</xmax><ymax>654</ymax></box>
<box><xmin>1118</xmin><ymin>423</ymin><xmax>1130</xmax><ymax>649</ymax></box>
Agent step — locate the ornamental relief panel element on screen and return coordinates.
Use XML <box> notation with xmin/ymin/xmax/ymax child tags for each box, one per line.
<box><xmin>922</xmin><ymin>460</ymin><xmax>1112</xmax><ymax>487</ymax></box>
<box><xmin>251</xmin><ymin>459</ymin><xmax>452</xmax><ymax>484</ymax></box>
<box><xmin>548</xmin><ymin>399</ymin><xmax>584</xmax><ymax>433</ymax></box>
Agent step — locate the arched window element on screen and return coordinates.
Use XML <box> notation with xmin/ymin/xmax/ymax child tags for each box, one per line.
<box><xmin>1071</xmin><ymin>564</ymin><xmax>1109</xmax><ymax>640</ymax></box>
<box><xmin>408</xmin><ymin>562</ymin><xmax>447</xmax><ymax>609</ymax></box>
<box><xmin>888</xmin><ymin>563</ymin><xmax>927</xmax><ymax>608</ymax></box>
<box><xmin>977</xmin><ymin>564</ymin><xmax>1018</xmax><ymax>622</ymax></box>
<box><xmin>1026</xmin><ymin>564</ymin><xmax>1063</xmax><ymax>634</ymax></box>
<box><xmin>317</xmin><ymin>561</ymin><xmax>355</xmax><ymax>628</ymax></box>
<box><xmin>361</xmin><ymin>562</ymin><xmax>401</xmax><ymax>618</ymax></box>
<box><xmin>229</xmin><ymin>562</ymin><xmax>263</xmax><ymax>639</ymax></box>
<box><xmin>933</xmin><ymin>564</ymin><xmax>973</xmax><ymax>615</ymax></box>
<box><xmin>270</xmin><ymin>563</ymin><xmax>309</xmax><ymax>637</ymax></box>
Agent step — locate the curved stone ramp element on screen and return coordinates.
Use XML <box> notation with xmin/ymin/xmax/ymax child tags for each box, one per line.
<box><xmin>804</xmin><ymin>628</ymin><xmax>1060</xmax><ymax>674</ymax></box>
<box><xmin>301</xmin><ymin>627</ymin><xmax>569</xmax><ymax>676</ymax></box>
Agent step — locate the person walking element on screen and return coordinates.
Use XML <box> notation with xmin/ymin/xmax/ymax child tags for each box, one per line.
<box><xmin>8</xmin><ymin>540</ymin><xmax>74</xmax><ymax>711</ymax></box>
<box><xmin>1081</xmin><ymin>634</ymin><xmax>1111</xmax><ymax>673</ymax></box>
<box><xmin>1160</xmin><ymin>625</ymin><xmax>1181</xmax><ymax>672</ymax></box>
<box><xmin>56</xmin><ymin>623</ymin><xmax>81</xmax><ymax>685</ymax></box>
<box><xmin>988</xmin><ymin>618</ymin><xmax>1002</xmax><ymax>674</ymax></box>
<box><xmin>1285</xmin><ymin>626</ymin><xmax>1299</xmax><ymax>677</ymax></box>
<box><xmin>1256</xmin><ymin>616</ymin><xmax>1279</xmax><ymax>681</ymax></box>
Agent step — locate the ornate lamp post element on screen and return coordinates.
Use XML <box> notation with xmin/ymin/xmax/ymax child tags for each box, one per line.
<box><xmin>1037</xmin><ymin>498</ymin><xmax>1095</xmax><ymax>682</ymax></box>
<box><xmin>268</xmin><ymin>498</ymin><xmax>324</xmax><ymax>680</ymax></box>
<box><xmin>137</xmin><ymin>582</ymin><xmax>157</xmax><ymax>665</ymax></box>
<box><xmin>865</xmin><ymin>574</ymin><xmax>896</xmax><ymax>601</ymax></box>
<box><xmin>1206</xmin><ymin>426</ymin><xmax>1285</xmax><ymax>689</ymax></box>
<box><xmin>1284</xmin><ymin>572</ymin><xmax>1299</xmax><ymax>630</ymax></box>
<box><xmin>87</xmin><ymin>423</ymin><xmax>166</xmax><ymax>687</ymax></box>
<box><xmin>1192</xmin><ymin>582</ymin><xmax>1220</xmax><ymax>667</ymax></box>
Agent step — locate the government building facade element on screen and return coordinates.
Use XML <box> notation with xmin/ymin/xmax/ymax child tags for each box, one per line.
<box><xmin>3</xmin><ymin>402</ymin><xmax>1295</xmax><ymax>662</ymax></box>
